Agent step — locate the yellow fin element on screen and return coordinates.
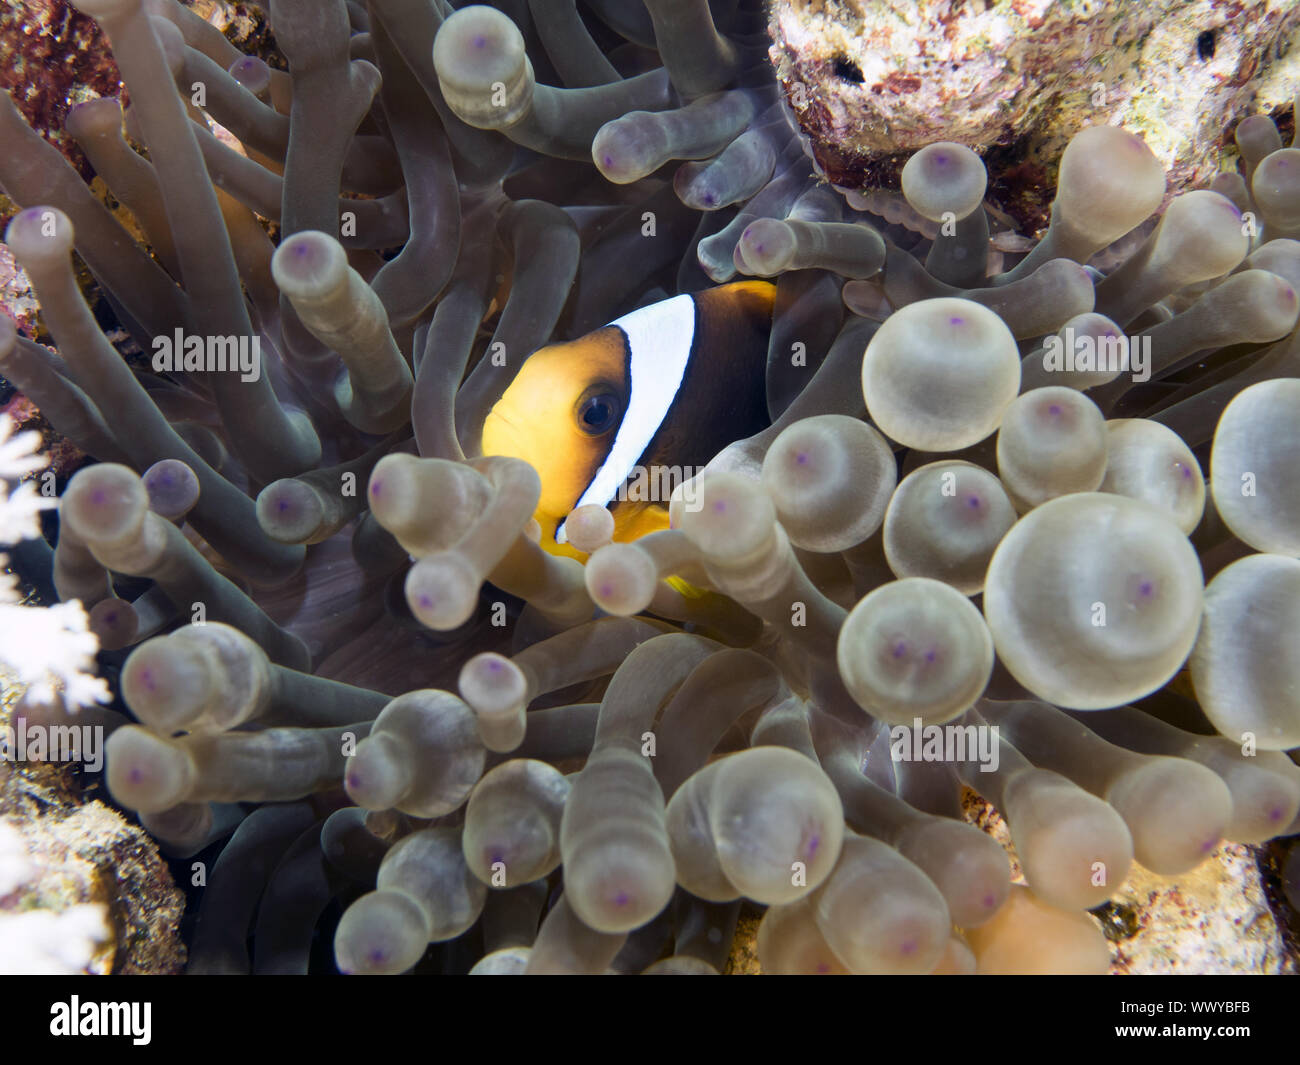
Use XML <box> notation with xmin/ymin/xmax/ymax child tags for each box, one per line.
<box><xmin>611</xmin><ymin>502</ymin><xmax>670</xmax><ymax>542</ymax></box>
<box><xmin>664</xmin><ymin>575</ymin><xmax>711</xmax><ymax>600</ymax></box>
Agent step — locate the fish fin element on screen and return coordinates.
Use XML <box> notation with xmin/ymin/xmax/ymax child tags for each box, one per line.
<box><xmin>611</xmin><ymin>502</ymin><xmax>670</xmax><ymax>542</ymax></box>
<box><xmin>714</xmin><ymin>279</ymin><xmax>777</xmax><ymax>318</ymax></box>
<box><xmin>664</xmin><ymin>575</ymin><xmax>712</xmax><ymax>600</ymax></box>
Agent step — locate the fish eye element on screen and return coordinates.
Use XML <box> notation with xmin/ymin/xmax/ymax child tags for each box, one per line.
<box><xmin>576</xmin><ymin>391</ymin><xmax>621</xmax><ymax>436</ymax></box>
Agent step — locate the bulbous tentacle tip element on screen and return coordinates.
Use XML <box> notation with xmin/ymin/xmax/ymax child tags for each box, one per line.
<box><xmin>105</xmin><ymin>726</ymin><xmax>193</xmax><ymax>815</ymax></box>
<box><xmin>61</xmin><ymin>464</ymin><xmax>150</xmax><ymax>546</ymax></box>
<box><xmin>901</xmin><ymin>141</ymin><xmax>986</xmax><ymax>223</ymax></box>
<box><xmin>271</xmin><ymin>230</ymin><xmax>350</xmax><ymax>298</ymax></box>
<box><xmin>433</xmin><ymin>5</ymin><xmax>533</xmax><ymax>130</ymax></box>
<box><xmin>5</xmin><ymin>205</ymin><xmax>76</xmax><ymax>261</ymax></box>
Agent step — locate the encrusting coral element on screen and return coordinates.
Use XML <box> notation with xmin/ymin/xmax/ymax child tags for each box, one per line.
<box><xmin>0</xmin><ymin>0</ymin><xmax>1298</xmax><ymax>975</ymax></box>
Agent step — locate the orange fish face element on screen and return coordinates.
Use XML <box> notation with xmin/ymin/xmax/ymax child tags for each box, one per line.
<box><xmin>481</xmin><ymin>326</ymin><xmax>628</xmax><ymax>555</ymax></box>
<box><xmin>481</xmin><ymin>283</ymin><xmax>776</xmax><ymax>560</ymax></box>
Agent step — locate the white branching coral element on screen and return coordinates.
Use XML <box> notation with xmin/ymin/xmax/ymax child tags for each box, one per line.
<box><xmin>0</xmin><ymin>818</ymin><xmax>36</xmax><ymax>897</ymax></box>
<box><xmin>0</xmin><ymin>821</ymin><xmax>111</xmax><ymax>975</ymax></box>
<box><xmin>0</xmin><ymin>414</ymin><xmax>108</xmax><ymax>708</ymax></box>
<box><xmin>0</xmin><ymin>415</ymin><xmax>51</xmax><ymax>541</ymax></box>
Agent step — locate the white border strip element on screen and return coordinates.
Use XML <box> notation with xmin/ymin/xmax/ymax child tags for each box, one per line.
<box><xmin>558</xmin><ymin>294</ymin><xmax>696</xmax><ymax>542</ymax></box>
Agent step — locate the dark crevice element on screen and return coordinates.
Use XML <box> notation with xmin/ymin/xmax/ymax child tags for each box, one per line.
<box><xmin>832</xmin><ymin>56</ymin><xmax>864</xmax><ymax>84</ymax></box>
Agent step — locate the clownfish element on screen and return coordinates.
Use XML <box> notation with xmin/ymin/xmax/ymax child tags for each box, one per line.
<box><xmin>481</xmin><ymin>281</ymin><xmax>776</xmax><ymax>559</ymax></box>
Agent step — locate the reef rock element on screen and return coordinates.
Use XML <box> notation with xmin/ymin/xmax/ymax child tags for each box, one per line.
<box><xmin>962</xmin><ymin>789</ymin><xmax>1299</xmax><ymax>975</ymax></box>
<box><xmin>0</xmin><ymin>689</ymin><xmax>186</xmax><ymax>974</ymax></box>
<box><xmin>771</xmin><ymin>0</ymin><xmax>1300</xmax><ymax>226</ymax></box>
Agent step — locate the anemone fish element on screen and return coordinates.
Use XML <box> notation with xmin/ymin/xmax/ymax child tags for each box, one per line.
<box><xmin>481</xmin><ymin>281</ymin><xmax>776</xmax><ymax>558</ymax></box>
